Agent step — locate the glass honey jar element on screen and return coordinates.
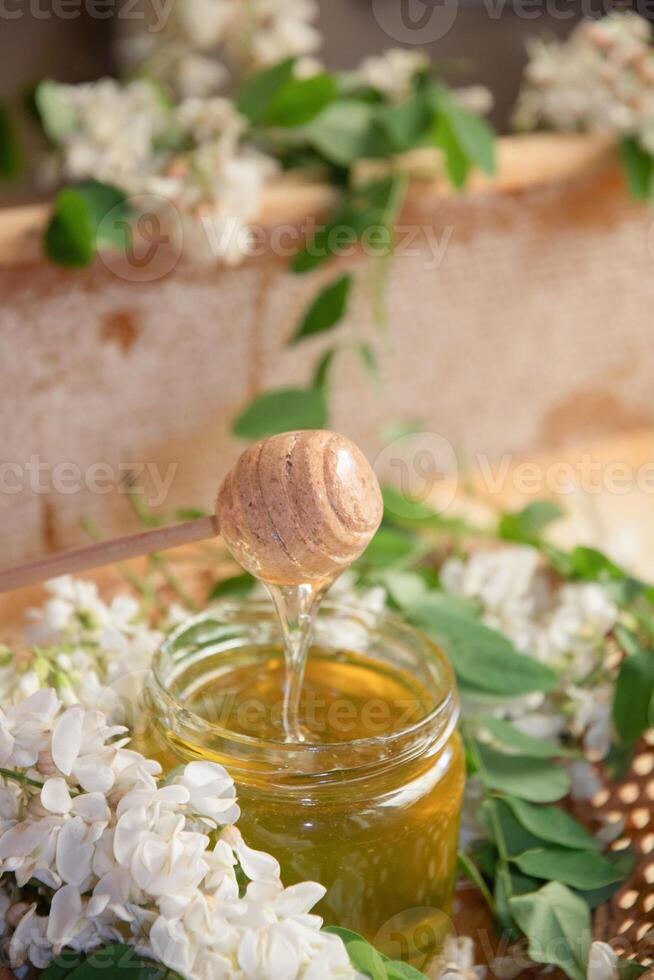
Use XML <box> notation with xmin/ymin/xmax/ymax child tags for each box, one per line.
<box><xmin>143</xmin><ymin>599</ymin><xmax>464</xmax><ymax>967</ymax></box>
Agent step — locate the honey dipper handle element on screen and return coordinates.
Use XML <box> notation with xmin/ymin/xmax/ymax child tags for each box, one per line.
<box><xmin>0</xmin><ymin>515</ymin><xmax>218</xmax><ymax>594</ymax></box>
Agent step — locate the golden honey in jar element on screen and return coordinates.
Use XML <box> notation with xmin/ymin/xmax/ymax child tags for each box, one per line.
<box><xmin>144</xmin><ymin>600</ymin><xmax>464</xmax><ymax>967</ymax></box>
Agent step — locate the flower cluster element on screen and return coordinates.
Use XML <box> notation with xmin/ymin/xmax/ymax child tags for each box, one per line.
<box><xmin>119</xmin><ymin>0</ymin><xmax>322</xmax><ymax>98</ymax></box>
<box><xmin>40</xmin><ymin>79</ymin><xmax>171</xmax><ymax>195</ymax></box>
<box><xmin>0</xmin><ymin>566</ymin><xmax>633</xmax><ymax>979</ymax></box>
<box><xmin>514</xmin><ymin>11</ymin><xmax>654</xmax><ymax>154</ymax></box>
<box><xmin>0</xmin><ymin>688</ymin><xmax>356</xmax><ymax>978</ymax></box>
<box><xmin>441</xmin><ymin>545</ymin><xmax>618</xmax><ymax>787</ymax></box>
<box><xmin>2</xmin><ymin>575</ymin><xmax>163</xmax><ymax>720</ymax></box>
<box><xmin>353</xmin><ymin>49</ymin><xmax>430</xmax><ymax>104</ymax></box>
<box><xmin>40</xmin><ymin>79</ymin><xmax>276</xmax><ymax>263</ymax></box>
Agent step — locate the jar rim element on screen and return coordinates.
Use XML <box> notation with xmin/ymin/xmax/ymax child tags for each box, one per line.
<box><xmin>148</xmin><ymin>599</ymin><xmax>459</xmax><ymax>783</ymax></box>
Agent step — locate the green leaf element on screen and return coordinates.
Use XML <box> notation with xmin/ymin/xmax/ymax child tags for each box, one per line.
<box><xmin>323</xmin><ymin>926</ymin><xmax>368</xmax><ymax>946</ymax></box>
<box><xmin>0</xmin><ymin>104</ymin><xmax>23</xmax><ymax>179</ymax></box>
<box><xmin>480</xmin><ymin>716</ymin><xmax>578</xmax><ymax>759</ymax></box>
<box><xmin>324</xmin><ymin>927</ymin><xmax>428</xmax><ymax>980</ymax></box>
<box><xmin>79</xmin><ymin>180</ymin><xmax>133</xmax><ymax>250</ymax></box>
<box><xmin>409</xmin><ymin>594</ymin><xmax>557</xmax><ymax>697</ymax></box>
<box><xmin>359</xmin><ymin>343</ymin><xmax>378</xmax><ymax>381</ymax></box>
<box><xmin>615</xmin><ymin>624</ymin><xmax>641</xmax><ymax>658</ymax></box>
<box><xmin>291</xmin><ymin>177</ymin><xmax>398</xmax><ymax>274</ymax></box>
<box><xmin>374</xmin><ymin>569</ymin><xmax>429</xmax><ymax>611</ymax></box>
<box><xmin>514</xmin><ymin>847</ymin><xmax>627</xmax><ymax>890</ymax></box>
<box><xmin>45</xmin><ymin>188</ymin><xmax>94</xmax><ymax>267</ymax></box>
<box><xmin>291</xmin><ymin>274</ymin><xmax>352</xmax><ymax>343</ymax></box>
<box><xmin>613</xmin><ymin>647</ymin><xmax>654</xmax><ymax>743</ymax></box>
<box><xmin>44</xmin><ymin>181</ymin><xmax>132</xmax><ymax>267</ymax></box>
<box><xmin>358</xmin><ymin>527</ymin><xmax>427</xmax><ymax>569</ymax></box>
<box><xmin>236</xmin><ymin>58</ymin><xmax>296</xmax><ymax>124</ymax></box>
<box><xmin>457</xmin><ymin>850</ymin><xmax>495</xmax><ymax>912</ymax></box>
<box><xmin>346</xmin><ymin>941</ymin><xmax>387</xmax><ymax>980</ymax></box>
<box><xmin>35</xmin><ymin>80</ymin><xmax>77</xmax><ymax>141</ymax></box>
<box><xmin>381</xmin><ymin>95</ymin><xmax>431</xmax><ymax>152</ymax></box>
<box><xmin>312</xmin><ymin>348</ymin><xmax>336</xmax><ymax>390</ymax></box>
<box><xmin>619</xmin><ymin>136</ymin><xmax>654</xmax><ymax>201</ymax></box>
<box><xmin>232</xmin><ymin>387</ymin><xmax>327</xmax><ymax>440</ymax></box>
<box><xmin>385</xmin><ymin>961</ymin><xmax>428</xmax><ymax>979</ymax></box>
<box><xmin>381</xmin><ymin>420</ymin><xmax>425</xmax><ymax>443</ymax></box>
<box><xmin>499</xmin><ymin>500</ymin><xmax>564</xmax><ymax>546</ymax></box>
<box><xmin>561</xmin><ymin>546</ymin><xmax>628</xmax><ymax>584</ymax></box>
<box><xmin>382</xmin><ymin>482</ymin><xmax>437</xmax><ymax>521</ymax></box>
<box><xmin>504</xmin><ymin>796</ymin><xmax>600</xmax><ymax>852</ymax></box>
<box><xmin>306</xmin><ymin>101</ymin><xmax>389</xmax><ymax>165</ymax></box>
<box><xmin>618</xmin><ymin>961</ymin><xmax>648</xmax><ymax>980</ymax></box>
<box><xmin>430</xmin><ymin>112</ymin><xmax>471</xmax><ymax>189</ymax></box>
<box><xmin>208</xmin><ymin>573</ymin><xmax>256</xmax><ymax>601</ymax></box>
<box><xmin>264</xmin><ymin>73</ymin><xmax>337</xmax><ymax>127</ymax></box>
<box><xmin>480</xmin><ymin>798</ymin><xmax>543</xmax><ymax>857</ymax></box>
<box><xmin>437</xmin><ymin>88</ymin><xmax>496</xmax><ymax>176</ymax></box>
<box><xmin>509</xmin><ymin>882</ymin><xmax>591</xmax><ymax>980</ymax></box>
<box><xmin>42</xmin><ymin>950</ymin><xmax>85</xmax><ymax>979</ymax></box>
<box><xmin>475</xmin><ymin>743</ymin><xmax>570</xmax><ymax>802</ymax></box>
<box><xmin>381</xmin><ymin>485</ymin><xmax>473</xmax><ymax>537</ymax></box>
<box><xmin>577</xmin><ymin>878</ymin><xmax>626</xmax><ymax>910</ymax></box>
<box><xmin>42</xmin><ymin>944</ymin><xmax>170</xmax><ymax>979</ymax></box>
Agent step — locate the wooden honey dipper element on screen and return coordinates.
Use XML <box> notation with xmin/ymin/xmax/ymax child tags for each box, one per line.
<box><xmin>0</xmin><ymin>431</ymin><xmax>384</xmax><ymax>594</ymax></box>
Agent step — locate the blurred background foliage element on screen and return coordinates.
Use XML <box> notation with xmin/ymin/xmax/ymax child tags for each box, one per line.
<box><xmin>0</xmin><ymin>0</ymin><xmax>595</xmax><ymax>203</ymax></box>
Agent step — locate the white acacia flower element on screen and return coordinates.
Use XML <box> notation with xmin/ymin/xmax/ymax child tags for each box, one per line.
<box><xmin>46</xmin><ymin>884</ymin><xmax>115</xmax><ymax>953</ymax></box>
<box><xmin>175</xmin><ymin>53</ymin><xmax>228</xmax><ymax>98</ymax></box>
<box><xmin>175</xmin><ymin>0</ymin><xmax>232</xmax><ymax>49</ymax></box>
<box><xmin>355</xmin><ymin>49</ymin><xmax>429</xmax><ymax>103</ymax></box>
<box><xmin>0</xmin><ymin>815</ymin><xmax>63</xmax><ymax>888</ymax></box>
<box><xmin>176</xmin><ymin>760</ymin><xmax>240</xmax><ymax>826</ymax></box>
<box><xmin>430</xmin><ymin>935</ymin><xmax>485</xmax><ymax>980</ymax></box>
<box><xmin>443</xmin><ymin>544</ymin><xmax>617</xmax><ymax>759</ymax></box>
<box><xmin>566</xmin><ymin>685</ymin><xmax>613</xmax><ymax>759</ymax></box>
<box><xmin>122</xmin><ymin>0</ymin><xmax>321</xmax><ymax>97</ymax></box>
<box><xmin>51</xmin><ymin>706</ymin><xmax>128</xmax><ymax>793</ymax></box>
<box><xmin>0</xmin><ymin>673</ymin><xmax>359</xmax><ymax>977</ymax></box>
<box><xmin>149</xmin><ymin>913</ymin><xmax>198</xmax><ymax>976</ymax></box>
<box><xmin>587</xmin><ymin>941</ymin><xmax>619</xmax><ymax>980</ymax></box>
<box><xmin>442</xmin><ymin>546</ymin><xmax>542</xmax><ymax>620</ymax></box>
<box><xmin>9</xmin><ymin>904</ymin><xmax>51</xmax><ymax>969</ymax></box>
<box><xmin>451</xmin><ymin>86</ymin><xmax>494</xmax><ymax>116</ymax></box>
<box><xmin>55</xmin><ymin>80</ymin><xmax>170</xmax><ymax>194</ymax></box>
<box><xmin>15</xmin><ymin>577</ymin><xmax>164</xmax><ymax>721</ymax></box>
<box><xmin>229</xmin><ymin>0</ymin><xmax>321</xmax><ymax>70</ymax></box>
<box><xmin>568</xmin><ymin>760</ymin><xmax>604</xmax><ymax>802</ymax></box>
<box><xmin>515</xmin><ymin>10</ymin><xmax>654</xmax><ymax>156</ymax></box>
<box><xmin>546</xmin><ymin>585</ymin><xmax>617</xmax><ymax>679</ymax></box>
<box><xmin>0</xmin><ymin>688</ymin><xmax>61</xmax><ymax>768</ymax></box>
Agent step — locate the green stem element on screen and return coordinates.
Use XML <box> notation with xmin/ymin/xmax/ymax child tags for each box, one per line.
<box><xmin>461</xmin><ymin>723</ymin><xmax>513</xmax><ymax>905</ymax></box>
<box><xmin>0</xmin><ymin>768</ymin><xmax>44</xmax><ymax>790</ymax></box>
<box><xmin>457</xmin><ymin>850</ymin><xmax>495</xmax><ymax>914</ymax></box>
<box><xmin>371</xmin><ymin>171</ymin><xmax>408</xmax><ymax>334</ymax></box>
<box><xmin>148</xmin><ymin>553</ymin><xmax>198</xmax><ymax>612</ymax></box>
